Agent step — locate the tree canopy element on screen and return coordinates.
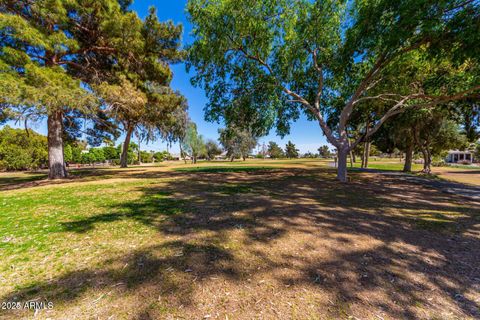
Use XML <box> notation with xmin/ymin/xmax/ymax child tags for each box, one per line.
<box><xmin>267</xmin><ymin>141</ymin><xmax>284</xmax><ymax>159</ymax></box>
<box><xmin>0</xmin><ymin>1</ymin><xmax>186</xmax><ymax>176</ymax></box>
<box><xmin>285</xmin><ymin>141</ymin><xmax>299</xmax><ymax>158</ymax></box>
<box><xmin>219</xmin><ymin>125</ymin><xmax>258</xmax><ymax>161</ymax></box>
<box><xmin>181</xmin><ymin>122</ymin><xmax>205</xmax><ymax>163</ymax></box>
<box><xmin>187</xmin><ymin>0</ymin><xmax>480</xmax><ymax>181</ymax></box>
<box><xmin>0</xmin><ymin>126</ymin><xmax>47</xmax><ymax>170</ymax></box>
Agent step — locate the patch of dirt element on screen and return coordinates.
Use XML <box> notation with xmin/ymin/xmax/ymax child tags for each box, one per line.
<box><xmin>1</xmin><ymin>166</ymin><xmax>479</xmax><ymax>319</ymax></box>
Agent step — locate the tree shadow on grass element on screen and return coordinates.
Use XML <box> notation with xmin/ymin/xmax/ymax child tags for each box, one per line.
<box><xmin>0</xmin><ymin>240</ymin><xmax>239</xmax><ymax>319</ymax></box>
<box><xmin>0</xmin><ymin>173</ymin><xmax>47</xmax><ymax>190</ymax></box>
<box><xmin>0</xmin><ymin>168</ymin><xmax>175</xmax><ymax>191</ymax></box>
<box><xmin>1</xmin><ymin>168</ymin><xmax>479</xmax><ymax>318</ymax></box>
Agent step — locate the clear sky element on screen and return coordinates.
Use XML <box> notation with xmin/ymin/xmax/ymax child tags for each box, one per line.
<box><xmin>6</xmin><ymin>0</ymin><xmax>330</xmax><ymax>154</ymax></box>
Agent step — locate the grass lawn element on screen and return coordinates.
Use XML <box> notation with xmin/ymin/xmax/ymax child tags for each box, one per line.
<box><xmin>351</xmin><ymin>158</ymin><xmax>423</xmax><ymax>171</ymax></box>
<box><xmin>350</xmin><ymin>158</ymin><xmax>480</xmax><ymax>186</ymax></box>
<box><xmin>0</xmin><ymin>159</ymin><xmax>479</xmax><ymax>319</ymax></box>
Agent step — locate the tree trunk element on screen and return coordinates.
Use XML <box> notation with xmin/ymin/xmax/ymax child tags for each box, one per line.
<box><xmin>179</xmin><ymin>143</ymin><xmax>187</xmax><ymax>164</ymax></box>
<box><xmin>361</xmin><ymin>119</ymin><xmax>370</xmax><ymax>169</ymax></box>
<box><xmin>48</xmin><ymin>110</ymin><xmax>67</xmax><ymax>179</ymax></box>
<box><xmin>403</xmin><ymin>141</ymin><xmax>413</xmax><ymax>172</ymax></box>
<box><xmin>137</xmin><ymin>134</ymin><xmax>141</xmax><ymax>165</ymax></box>
<box><xmin>421</xmin><ymin>147</ymin><xmax>432</xmax><ymax>174</ymax></box>
<box><xmin>230</xmin><ymin>156</ymin><xmax>234</xmax><ymax>162</ymax></box>
<box><xmin>361</xmin><ymin>142</ymin><xmax>367</xmax><ymax>168</ymax></box>
<box><xmin>120</xmin><ymin>125</ymin><xmax>134</xmax><ymax>168</ymax></box>
<box><xmin>337</xmin><ymin>148</ymin><xmax>348</xmax><ymax>182</ymax></box>
<box><xmin>365</xmin><ymin>141</ymin><xmax>370</xmax><ymax>168</ymax></box>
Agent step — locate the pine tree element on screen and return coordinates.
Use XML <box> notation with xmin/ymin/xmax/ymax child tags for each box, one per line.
<box><xmin>285</xmin><ymin>141</ymin><xmax>299</xmax><ymax>158</ymax></box>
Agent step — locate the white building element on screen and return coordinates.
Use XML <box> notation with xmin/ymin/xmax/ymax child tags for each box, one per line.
<box><xmin>446</xmin><ymin>150</ymin><xmax>474</xmax><ymax>164</ymax></box>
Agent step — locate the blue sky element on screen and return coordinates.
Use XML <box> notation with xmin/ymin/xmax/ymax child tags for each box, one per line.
<box><xmin>7</xmin><ymin>0</ymin><xmax>330</xmax><ymax>154</ymax></box>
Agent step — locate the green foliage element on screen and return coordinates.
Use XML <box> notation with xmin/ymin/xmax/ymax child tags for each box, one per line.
<box><xmin>474</xmin><ymin>143</ymin><xmax>480</xmax><ymax>160</ymax></box>
<box><xmin>285</xmin><ymin>141</ymin><xmax>299</xmax><ymax>159</ymax></box>
<box><xmin>181</xmin><ymin>122</ymin><xmax>206</xmax><ymax>162</ymax></box>
<box><xmin>71</xmin><ymin>145</ymin><xmax>84</xmax><ymax>163</ymax></box>
<box><xmin>103</xmin><ymin>146</ymin><xmax>119</xmax><ymax>161</ymax></box>
<box><xmin>64</xmin><ymin>144</ymin><xmax>73</xmax><ymax>163</ymax></box>
<box><xmin>187</xmin><ymin>0</ymin><xmax>479</xmax><ymax>181</ymax></box>
<box><xmin>0</xmin><ymin>126</ymin><xmax>47</xmax><ymax>170</ymax></box>
<box><xmin>0</xmin><ymin>0</ymin><xmax>187</xmax><ymax>175</ymax></box>
<box><xmin>115</xmin><ymin>142</ymin><xmax>139</xmax><ymax>165</ymax></box>
<box><xmin>267</xmin><ymin>142</ymin><xmax>284</xmax><ymax>159</ymax></box>
<box><xmin>302</xmin><ymin>152</ymin><xmax>317</xmax><ymax>158</ymax></box>
<box><xmin>91</xmin><ymin>148</ymin><xmax>106</xmax><ymax>163</ymax></box>
<box><xmin>140</xmin><ymin>151</ymin><xmax>154</xmax><ymax>163</ymax></box>
<box><xmin>318</xmin><ymin>145</ymin><xmax>332</xmax><ymax>158</ymax></box>
<box><xmin>410</xmin><ymin>109</ymin><xmax>468</xmax><ymax>172</ymax></box>
<box><xmin>457</xmin><ymin>99</ymin><xmax>480</xmax><ymax>143</ymax></box>
<box><xmin>153</xmin><ymin>151</ymin><xmax>172</xmax><ymax>162</ymax></box>
<box><xmin>219</xmin><ymin>126</ymin><xmax>257</xmax><ymax>160</ymax></box>
<box><xmin>81</xmin><ymin>152</ymin><xmax>96</xmax><ymax>164</ymax></box>
<box><xmin>205</xmin><ymin>140</ymin><xmax>223</xmax><ymax>160</ymax></box>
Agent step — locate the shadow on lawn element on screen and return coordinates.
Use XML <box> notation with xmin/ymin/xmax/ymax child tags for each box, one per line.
<box><xmin>445</xmin><ymin>170</ymin><xmax>480</xmax><ymax>175</ymax></box>
<box><xmin>2</xmin><ymin>168</ymin><xmax>479</xmax><ymax>319</ymax></box>
<box><xmin>0</xmin><ymin>173</ymin><xmax>47</xmax><ymax>189</ymax></box>
<box><xmin>0</xmin><ymin>167</ymin><xmax>176</xmax><ymax>191</ymax></box>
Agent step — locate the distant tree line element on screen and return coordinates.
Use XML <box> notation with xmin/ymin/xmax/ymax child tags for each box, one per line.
<box><xmin>0</xmin><ymin>1</ymin><xmax>186</xmax><ymax>179</ymax></box>
<box><xmin>0</xmin><ymin>126</ymin><xmax>175</xmax><ymax>170</ymax></box>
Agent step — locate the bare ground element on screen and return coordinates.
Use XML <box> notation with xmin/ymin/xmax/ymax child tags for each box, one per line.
<box><xmin>1</xmin><ymin>165</ymin><xmax>479</xmax><ymax>319</ymax></box>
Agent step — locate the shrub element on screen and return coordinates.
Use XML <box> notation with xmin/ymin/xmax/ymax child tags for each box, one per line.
<box><xmin>432</xmin><ymin>160</ymin><xmax>446</xmax><ymax>167</ymax></box>
<box><xmin>0</xmin><ymin>126</ymin><xmax>48</xmax><ymax>170</ymax></box>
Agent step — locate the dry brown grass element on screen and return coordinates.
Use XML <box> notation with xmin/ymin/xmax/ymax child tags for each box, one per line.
<box><xmin>0</xmin><ymin>160</ymin><xmax>479</xmax><ymax>319</ymax></box>
<box><xmin>432</xmin><ymin>167</ymin><xmax>480</xmax><ymax>186</ymax></box>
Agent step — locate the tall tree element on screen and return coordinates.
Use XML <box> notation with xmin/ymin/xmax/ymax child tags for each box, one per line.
<box><xmin>88</xmin><ymin>6</ymin><xmax>185</xmax><ymax>168</ymax></box>
<box><xmin>219</xmin><ymin>125</ymin><xmax>258</xmax><ymax>161</ymax></box>
<box><xmin>0</xmin><ymin>1</ymin><xmax>129</xmax><ymax>178</ymax></box>
<box><xmin>412</xmin><ymin>110</ymin><xmax>467</xmax><ymax>173</ymax></box>
<box><xmin>267</xmin><ymin>141</ymin><xmax>284</xmax><ymax>159</ymax></box>
<box><xmin>0</xmin><ymin>2</ymin><xmax>185</xmax><ymax>176</ymax></box>
<box><xmin>187</xmin><ymin>0</ymin><xmax>480</xmax><ymax>182</ymax></box>
<box><xmin>181</xmin><ymin>122</ymin><xmax>205</xmax><ymax>164</ymax></box>
<box><xmin>285</xmin><ymin>141</ymin><xmax>299</xmax><ymax>159</ymax></box>
<box><xmin>94</xmin><ymin>77</ymin><xmax>147</xmax><ymax>167</ymax></box>
<box><xmin>205</xmin><ymin>139</ymin><xmax>223</xmax><ymax>160</ymax></box>
<box><xmin>318</xmin><ymin>145</ymin><xmax>332</xmax><ymax>158</ymax></box>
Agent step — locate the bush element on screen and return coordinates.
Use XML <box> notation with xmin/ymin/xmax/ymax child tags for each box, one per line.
<box><xmin>432</xmin><ymin>160</ymin><xmax>446</xmax><ymax>167</ymax></box>
<box><xmin>153</xmin><ymin>151</ymin><xmax>172</xmax><ymax>162</ymax></box>
<box><xmin>140</xmin><ymin>151</ymin><xmax>154</xmax><ymax>163</ymax></box>
<box><xmin>0</xmin><ymin>126</ymin><xmax>48</xmax><ymax>170</ymax></box>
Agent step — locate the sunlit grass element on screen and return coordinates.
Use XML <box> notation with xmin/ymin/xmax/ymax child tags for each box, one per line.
<box><xmin>0</xmin><ymin>159</ymin><xmax>477</xmax><ymax>319</ymax></box>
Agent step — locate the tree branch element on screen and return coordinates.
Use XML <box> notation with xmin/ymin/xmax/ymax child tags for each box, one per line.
<box><xmin>311</xmin><ymin>48</ymin><xmax>324</xmax><ymax>111</ymax></box>
<box><xmin>350</xmin><ymin>85</ymin><xmax>480</xmax><ymax>149</ymax></box>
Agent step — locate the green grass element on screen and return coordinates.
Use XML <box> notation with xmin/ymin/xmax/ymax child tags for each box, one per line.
<box><xmin>0</xmin><ymin>172</ymin><xmax>47</xmax><ymax>188</ymax></box>
<box><xmin>174</xmin><ymin>166</ymin><xmax>276</xmax><ymax>173</ymax></box>
<box><xmin>0</xmin><ymin>161</ymin><xmax>477</xmax><ymax>319</ymax></box>
<box><xmin>350</xmin><ymin>161</ymin><xmax>423</xmax><ymax>171</ymax></box>
<box><xmin>0</xmin><ymin>179</ymin><xmax>184</xmax><ymax>283</ymax></box>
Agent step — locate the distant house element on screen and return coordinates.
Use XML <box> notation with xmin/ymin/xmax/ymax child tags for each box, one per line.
<box><xmin>214</xmin><ymin>151</ymin><xmax>228</xmax><ymax>160</ymax></box>
<box><xmin>171</xmin><ymin>153</ymin><xmax>191</xmax><ymax>161</ymax></box>
<box><xmin>446</xmin><ymin>150</ymin><xmax>474</xmax><ymax>164</ymax></box>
